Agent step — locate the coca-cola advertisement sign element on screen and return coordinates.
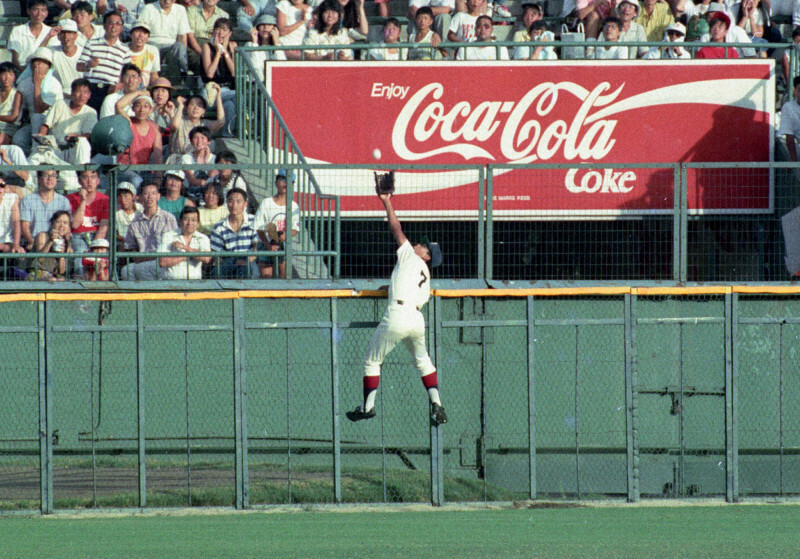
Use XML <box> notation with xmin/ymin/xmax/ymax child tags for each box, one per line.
<box><xmin>265</xmin><ymin>61</ymin><xmax>773</xmax><ymax>218</ymax></box>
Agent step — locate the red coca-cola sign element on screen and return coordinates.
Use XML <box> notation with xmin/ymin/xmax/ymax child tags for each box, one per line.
<box><xmin>266</xmin><ymin>61</ymin><xmax>773</xmax><ymax>218</ymax></box>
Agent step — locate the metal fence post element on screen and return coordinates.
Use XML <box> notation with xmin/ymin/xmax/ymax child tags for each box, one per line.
<box><xmin>726</xmin><ymin>292</ymin><xmax>739</xmax><ymax>502</ymax></box>
<box><xmin>430</xmin><ymin>295</ymin><xmax>444</xmax><ymax>506</ymax></box>
<box><xmin>330</xmin><ymin>297</ymin><xmax>342</xmax><ymax>503</ymax></box>
<box><xmin>39</xmin><ymin>300</ymin><xmax>52</xmax><ymax>514</ymax></box>
<box><xmin>672</xmin><ymin>164</ymin><xmax>681</xmax><ymax>281</ymax></box>
<box><xmin>679</xmin><ymin>164</ymin><xmax>688</xmax><ymax>282</ymax></box>
<box><xmin>233</xmin><ymin>297</ymin><xmax>248</xmax><ymax>509</ymax></box>
<box><xmin>526</xmin><ymin>296</ymin><xmax>536</xmax><ymax>500</ymax></box>
<box><xmin>136</xmin><ymin>300</ymin><xmax>146</xmax><ymax>508</ymax></box>
<box><xmin>624</xmin><ymin>293</ymin><xmax>639</xmax><ymax>502</ymax></box>
<box><xmin>484</xmin><ymin>165</ymin><xmax>492</xmax><ymax>280</ymax></box>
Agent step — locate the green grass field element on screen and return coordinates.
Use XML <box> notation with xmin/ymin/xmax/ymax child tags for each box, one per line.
<box><xmin>2</xmin><ymin>504</ymin><xmax>799</xmax><ymax>558</ymax></box>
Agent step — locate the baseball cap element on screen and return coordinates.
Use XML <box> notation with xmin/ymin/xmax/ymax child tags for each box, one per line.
<box><xmin>60</xmin><ymin>19</ymin><xmax>78</xmax><ymax>33</ymax></box>
<box><xmin>709</xmin><ymin>10</ymin><xmax>731</xmax><ymax>28</ymax></box>
<box><xmin>277</xmin><ymin>169</ymin><xmax>297</xmax><ymax>182</ymax></box>
<box><xmin>30</xmin><ymin>47</ymin><xmax>53</xmax><ymax>65</ymax></box>
<box><xmin>131</xmin><ymin>20</ymin><xmax>151</xmax><ymax>33</ymax></box>
<box><xmin>666</xmin><ymin>22</ymin><xmax>686</xmax><ymax>36</ymax></box>
<box><xmin>255</xmin><ymin>14</ymin><xmax>277</xmax><ymax>26</ymax></box>
<box><xmin>615</xmin><ymin>0</ymin><xmax>639</xmax><ymax>13</ymax></box>
<box><xmin>117</xmin><ymin>181</ymin><xmax>136</xmax><ymax>195</ymax></box>
<box><xmin>167</xmin><ymin>170</ymin><xmax>186</xmax><ymax>181</ymax></box>
<box><xmin>421</xmin><ymin>236</ymin><xmax>443</xmax><ymax>269</ymax></box>
<box><xmin>90</xmin><ymin>238</ymin><xmax>110</xmax><ymax>249</ymax></box>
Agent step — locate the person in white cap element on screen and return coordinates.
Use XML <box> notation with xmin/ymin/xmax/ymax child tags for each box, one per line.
<box><xmin>115</xmin><ymin>92</ymin><xmax>164</xmax><ymax>188</ymax></box>
<box><xmin>644</xmin><ymin>21</ymin><xmax>691</xmax><ymax>58</ymax></box>
<box><xmin>8</xmin><ymin>0</ymin><xmax>54</xmax><ymax>71</ymax></box>
<box><xmin>115</xmin><ymin>181</ymin><xmax>143</xmax><ymax>251</ymax></box>
<box><xmin>50</xmin><ymin>19</ymin><xmax>83</xmax><ymax>96</ymax></box>
<box><xmin>127</xmin><ymin>21</ymin><xmax>161</xmax><ymax>87</ymax></box>
<box><xmin>13</xmin><ymin>47</ymin><xmax>64</xmax><ymax>153</ymax></box>
<box><xmin>37</xmin><ymin>78</ymin><xmax>97</xmax><ymax>165</ymax></box>
<box><xmin>616</xmin><ymin>0</ymin><xmax>647</xmax><ymax>58</ymax></box>
<box><xmin>82</xmin><ymin>237</ymin><xmax>110</xmax><ymax>281</ymax></box>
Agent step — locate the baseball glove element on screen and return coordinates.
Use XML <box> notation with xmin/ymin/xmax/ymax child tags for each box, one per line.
<box><xmin>374</xmin><ymin>171</ymin><xmax>395</xmax><ymax>195</ymax></box>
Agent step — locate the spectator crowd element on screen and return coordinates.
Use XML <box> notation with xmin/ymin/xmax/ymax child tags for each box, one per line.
<box><xmin>0</xmin><ymin>0</ymin><xmax>794</xmax><ymax>281</ymax></box>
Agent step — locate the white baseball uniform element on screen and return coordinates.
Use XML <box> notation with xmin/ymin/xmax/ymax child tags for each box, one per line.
<box><xmin>363</xmin><ymin>240</ymin><xmax>436</xmax><ymax>378</ymax></box>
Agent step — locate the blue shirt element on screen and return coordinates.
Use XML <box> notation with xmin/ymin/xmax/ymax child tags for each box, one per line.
<box><xmin>210</xmin><ymin>214</ymin><xmax>258</xmax><ymax>253</ymax></box>
<box><xmin>19</xmin><ymin>192</ymin><xmax>71</xmax><ymax>240</ymax></box>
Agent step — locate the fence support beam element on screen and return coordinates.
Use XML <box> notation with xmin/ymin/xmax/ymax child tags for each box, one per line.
<box><xmin>136</xmin><ymin>301</ymin><xmax>146</xmax><ymax>508</ymax></box>
<box><xmin>430</xmin><ymin>295</ymin><xmax>444</xmax><ymax>506</ymax></box>
<box><xmin>625</xmin><ymin>293</ymin><xmax>640</xmax><ymax>502</ymax></box>
<box><xmin>39</xmin><ymin>301</ymin><xmax>52</xmax><ymax>514</ymax></box>
<box><xmin>330</xmin><ymin>297</ymin><xmax>342</xmax><ymax>503</ymax></box>
<box><xmin>233</xmin><ymin>297</ymin><xmax>248</xmax><ymax>509</ymax></box>
<box><xmin>726</xmin><ymin>293</ymin><xmax>738</xmax><ymax>502</ymax></box>
<box><xmin>526</xmin><ymin>296</ymin><xmax>537</xmax><ymax>500</ymax></box>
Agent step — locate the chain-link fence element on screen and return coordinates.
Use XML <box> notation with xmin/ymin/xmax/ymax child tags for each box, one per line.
<box><xmin>3</xmin><ymin>290</ymin><xmax>800</xmax><ymax>513</ymax></box>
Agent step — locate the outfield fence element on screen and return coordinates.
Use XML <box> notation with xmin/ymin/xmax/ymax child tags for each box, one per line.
<box><xmin>1</xmin><ymin>287</ymin><xmax>799</xmax><ymax>513</ymax></box>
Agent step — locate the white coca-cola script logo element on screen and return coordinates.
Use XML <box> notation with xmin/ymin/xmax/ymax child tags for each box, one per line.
<box><xmin>392</xmin><ymin>82</ymin><xmax>623</xmax><ymax>163</ymax></box>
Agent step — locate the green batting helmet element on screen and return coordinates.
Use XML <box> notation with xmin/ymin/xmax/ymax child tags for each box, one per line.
<box><xmin>91</xmin><ymin>115</ymin><xmax>133</xmax><ymax>156</ymax></box>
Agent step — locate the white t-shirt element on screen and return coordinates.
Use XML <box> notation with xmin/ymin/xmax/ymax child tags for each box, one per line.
<box><xmin>0</xmin><ymin>191</ymin><xmax>18</xmax><ymax>244</ymax></box>
<box><xmin>448</xmin><ymin>11</ymin><xmax>479</xmax><ymax>42</ymax></box>
<box><xmin>253</xmin><ymin>196</ymin><xmax>300</xmax><ymax>235</ymax></box>
<box><xmin>99</xmin><ymin>91</ymin><xmax>135</xmax><ymax>119</ymax></box>
<box><xmin>17</xmin><ymin>74</ymin><xmax>64</xmax><ymax>119</ymax></box>
<box><xmin>158</xmin><ymin>228</ymin><xmax>211</xmax><ymax>280</ymax></box>
<box><xmin>388</xmin><ymin>240</ymin><xmax>431</xmax><ymax>309</ymax></box>
<box><xmin>50</xmin><ymin>46</ymin><xmax>83</xmax><ymax>97</ymax></box>
<box><xmin>43</xmin><ymin>100</ymin><xmax>98</xmax><ymax>143</ymax></box>
<box><xmin>8</xmin><ymin>23</ymin><xmax>52</xmax><ymax>66</ymax></box>
<box><xmin>369</xmin><ymin>43</ymin><xmax>407</xmax><ymax>60</ymax></box>
<box><xmin>779</xmin><ymin>99</ymin><xmax>800</xmax><ymax>139</ymax></box>
<box><xmin>116</xmin><ymin>204</ymin><xmax>143</xmax><ymax>241</ymax></box>
<box><xmin>140</xmin><ymin>2</ymin><xmax>192</xmax><ymax>47</ymax></box>
<box><xmin>76</xmin><ymin>24</ymin><xmax>106</xmax><ymax>52</ymax></box>
<box><xmin>303</xmin><ymin>28</ymin><xmax>351</xmax><ymax>57</ymax></box>
<box><xmin>277</xmin><ymin>0</ymin><xmax>311</xmax><ymax>46</ymax></box>
<box><xmin>409</xmin><ymin>0</ymin><xmax>455</xmax><ymax>10</ymax></box>
<box><xmin>129</xmin><ymin>44</ymin><xmax>161</xmax><ymax>86</ymax></box>
<box><xmin>456</xmin><ymin>41</ymin><xmax>510</xmax><ymax>60</ymax></box>
<box><xmin>594</xmin><ymin>43</ymin><xmax>629</xmax><ymax>60</ymax></box>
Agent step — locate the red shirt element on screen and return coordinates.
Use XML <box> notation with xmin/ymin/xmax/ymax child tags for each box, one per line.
<box><xmin>117</xmin><ymin>120</ymin><xmax>158</xmax><ymax>165</ymax></box>
<box><xmin>67</xmin><ymin>191</ymin><xmax>110</xmax><ymax>234</ymax></box>
<box><xmin>696</xmin><ymin>46</ymin><xmax>739</xmax><ymax>59</ymax></box>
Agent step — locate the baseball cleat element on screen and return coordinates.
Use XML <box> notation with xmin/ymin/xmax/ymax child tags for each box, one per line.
<box><xmin>346</xmin><ymin>406</ymin><xmax>376</xmax><ymax>422</ymax></box>
<box><xmin>430</xmin><ymin>404</ymin><xmax>448</xmax><ymax>426</ymax></box>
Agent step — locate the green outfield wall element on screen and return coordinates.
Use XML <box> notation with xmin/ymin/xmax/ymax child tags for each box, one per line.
<box><xmin>1</xmin><ymin>288</ymin><xmax>798</xmax><ymax>513</ymax></box>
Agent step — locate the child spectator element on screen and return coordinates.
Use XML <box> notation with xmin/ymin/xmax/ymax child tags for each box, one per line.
<box><xmin>407</xmin><ymin>0</ymin><xmax>454</xmax><ymax>46</ymax></box>
<box><xmin>37</xmin><ymin>78</ymin><xmax>97</xmax><ymax>165</ymax></box>
<box><xmin>302</xmin><ymin>0</ymin><xmax>353</xmax><ymax>60</ymax></box>
<box><xmin>254</xmin><ymin>170</ymin><xmax>299</xmax><ymax>278</ymax></box>
<box><xmin>127</xmin><ymin>21</ymin><xmax>161</xmax><ymax>87</ymax></box>
<box><xmin>510</xmin><ymin>2</ymin><xmax>542</xmax><ymax>52</ymax></box>
<box><xmin>8</xmin><ymin>0</ymin><xmax>54</xmax><ymax>71</ymax></box>
<box><xmin>276</xmin><ymin>0</ymin><xmax>313</xmax><ymax>60</ymax></box>
<box><xmin>210</xmin><ymin>187</ymin><xmax>258</xmax><ymax>279</ymax></box>
<box><xmin>198</xmin><ymin>183</ymin><xmax>228</xmax><ymax>235</ymax></box>
<box><xmin>50</xmin><ymin>20</ymin><xmax>83</xmax><ymax>96</ymax></box>
<box><xmin>158</xmin><ymin>205</ymin><xmax>212</xmax><ymax>280</ymax></box>
<box><xmin>180</xmin><ymin>125</ymin><xmax>218</xmax><ymax>191</ymax></box>
<box><xmin>513</xmin><ymin>20</ymin><xmax>556</xmax><ymax>59</ymax></box>
<box><xmin>200</xmin><ymin>18</ymin><xmax>237</xmax><ymax>136</ymax></box>
<box><xmin>369</xmin><ymin>17</ymin><xmax>406</xmax><ymax>60</ymax></box>
<box><xmin>643</xmin><ymin>21</ymin><xmax>691</xmax><ymax>58</ymax></box>
<box><xmin>595</xmin><ymin>15</ymin><xmax>629</xmax><ymax>59</ymax></box>
<box><xmin>456</xmin><ymin>15</ymin><xmax>510</xmax><ymax>60</ymax></box>
<box><xmin>81</xmin><ymin>238</ymin><xmax>110</xmax><ymax>280</ymax></box>
<box><xmin>0</xmin><ymin>64</ymin><xmax>23</xmax><ymax>145</ymax></box>
<box><xmin>0</xmin><ymin>180</ymin><xmax>23</xmax><ymax>255</ymax></box>
<box><xmin>28</xmin><ymin>209</ymin><xmax>72</xmax><ymax>280</ymax></box>
<box><xmin>169</xmin><ymin>94</ymin><xmax>225</xmax><ymax>156</ymax></box>
<box><xmin>699</xmin><ymin>3</ymin><xmax>753</xmax><ymax>57</ymax></box>
<box><xmin>448</xmin><ymin>0</ymin><xmax>486</xmax><ymax>57</ymax></box>
<box><xmin>159</xmin><ymin>170</ymin><xmax>196</xmax><ymax>221</ymax></box>
<box><xmin>408</xmin><ymin>6</ymin><xmax>443</xmax><ymax>61</ymax></box>
<box><xmin>188</xmin><ymin>0</ymin><xmax>230</xmax><ymax>74</ymax></box>
<box><xmin>76</xmin><ymin>11</ymin><xmax>132</xmax><ymax>112</ymax></box>
<box><xmin>115</xmin><ymin>181</ymin><xmax>142</xmax><ymax>251</ymax></box>
<box><xmin>696</xmin><ymin>10</ymin><xmax>739</xmax><ymax>58</ymax></box>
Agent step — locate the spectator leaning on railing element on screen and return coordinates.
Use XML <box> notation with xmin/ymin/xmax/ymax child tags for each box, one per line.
<box><xmin>456</xmin><ymin>15</ymin><xmax>510</xmax><ymax>59</ymax></box>
<box><xmin>158</xmin><ymin>205</ymin><xmax>212</xmax><ymax>280</ymax></box>
<box><xmin>616</xmin><ymin>0</ymin><xmax>647</xmax><ymax>58</ymax></box>
<box><xmin>68</xmin><ymin>169</ymin><xmax>109</xmax><ymax>278</ymax></box>
<box><xmin>209</xmin><ymin>187</ymin><xmax>258</xmax><ymax>279</ymax></box>
<box><xmin>121</xmin><ymin>181</ymin><xmax>177</xmax><ymax>280</ymax></box>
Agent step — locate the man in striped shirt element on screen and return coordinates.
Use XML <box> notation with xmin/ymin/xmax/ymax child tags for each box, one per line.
<box><xmin>210</xmin><ymin>187</ymin><xmax>259</xmax><ymax>279</ymax></box>
<box><xmin>77</xmin><ymin>11</ymin><xmax>131</xmax><ymax>112</ymax></box>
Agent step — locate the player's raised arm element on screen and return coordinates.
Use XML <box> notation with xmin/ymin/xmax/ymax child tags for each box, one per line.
<box><xmin>375</xmin><ymin>171</ymin><xmax>407</xmax><ymax>247</ymax></box>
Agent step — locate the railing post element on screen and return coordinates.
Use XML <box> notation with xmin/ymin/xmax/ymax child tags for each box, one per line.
<box><xmin>38</xmin><ymin>300</ymin><xmax>52</xmax><ymax>514</ymax></box>
<box><xmin>484</xmin><ymin>165</ymin><xmax>492</xmax><ymax>280</ymax></box>
<box><xmin>430</xmin><ymin>295</ymin><xmax>444</xmax><ymax>506</ymax></box>
<box><xmin>726</xmin><ymin>292</ymin><xmax>738</xmax><ymax>502</ymax></box>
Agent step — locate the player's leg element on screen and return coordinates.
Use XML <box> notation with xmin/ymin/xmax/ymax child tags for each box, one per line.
<box><xmin>405</xmin><ymin>331</ymin><xmax>447</xmax><ymax>425</ymax></box>
<box><xmin>346</xmin><ymin>318</ymin><xmax>401</xmax><ymax>421</ymax></box>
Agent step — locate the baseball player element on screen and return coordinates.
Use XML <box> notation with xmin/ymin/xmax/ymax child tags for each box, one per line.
<box><xmin>346</xmin><ymin>174</ymin><xmax>447</xmax><ymax>426</ymax></box>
